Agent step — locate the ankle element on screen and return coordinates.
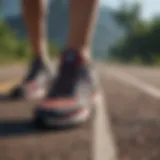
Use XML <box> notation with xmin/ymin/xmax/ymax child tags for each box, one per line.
<box><xmin>62</xmin><ymin>47</ymin><xmax>92</xmax><ymax>64</ymax></box>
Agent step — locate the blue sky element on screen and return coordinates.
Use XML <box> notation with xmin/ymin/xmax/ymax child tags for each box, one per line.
<box><xmin>101</xmin><ymin>0</ymin><xmax>160</xmax><ymax>20</ymax></box>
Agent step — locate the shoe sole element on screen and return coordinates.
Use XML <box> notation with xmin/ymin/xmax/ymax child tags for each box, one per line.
<box><xmin>33</xmin><ymin>70</ymin><xmax>100</xmax><ymax>129</ymax></box>
<box><xmin>33</xmin><ymin>92</ymin><xmax>98</xmax><ymax>129</ymax></box>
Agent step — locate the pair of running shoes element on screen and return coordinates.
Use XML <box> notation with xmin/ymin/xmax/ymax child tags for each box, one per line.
<box><xmin>5</xmin><ymin>49</ymin><xmax>99</xmax><ymax>128</ymax></box>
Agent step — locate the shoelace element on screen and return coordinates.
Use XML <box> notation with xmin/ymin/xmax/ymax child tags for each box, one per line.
<box><xmin>47</xmin><ymin>60</ymin><xmax>79</xmax><ymax>98</ymax></box>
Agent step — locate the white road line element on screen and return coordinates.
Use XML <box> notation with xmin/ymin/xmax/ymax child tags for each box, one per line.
<box><xmin>92</xmin><ymin>71</ymin><xmax>118</xmax><ymax>160</ymax></box>
<box><xmin>0</xmin><ymin>79</ymin><xmax>21</xmax><ymax>93</ymax></box>
<box><xmin>107</xmin><ymin>69</ymin><xmax>160</xmax><ymax>99</ymax></box>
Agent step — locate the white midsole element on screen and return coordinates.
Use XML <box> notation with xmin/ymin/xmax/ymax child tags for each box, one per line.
<box><xmin>38</xmin><ymin>93</ymin><xmax>99</xmax><ymax>126</ymax></box>
<box><xmin>24</xmin><ymin>88</ymin><xmax>47</xmax><ymax>100</ymax></box>
<box><xmin>44</xmin><ymin>107</ymin><xmax>91</xmax><ymax>126</ymax></box>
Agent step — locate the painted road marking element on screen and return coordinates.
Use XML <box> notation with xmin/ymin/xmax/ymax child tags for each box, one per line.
<box><xmin>93</xmin><ymin>92</ymin><xmax>118</xmax><ymax>160</ymax></box>
<box><xmin>93</xmin><ymin>69</ymin><xmax>118</xmax><ymax>160</ymax></box>
<box><xmin>0</xmin><ymin>79</ymin><xmax>21</xmax><ymax>93</ymax></box>
<box><xmin>107</xmin><ymin>69</ymin><xmax>160</xmax><ymax>99</ymax></box>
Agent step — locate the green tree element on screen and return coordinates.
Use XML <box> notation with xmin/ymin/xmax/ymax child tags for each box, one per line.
<box><xmin>109</xmin><ymin>2</ymin><xmax>160</xmax><ymax>65</ymax></box>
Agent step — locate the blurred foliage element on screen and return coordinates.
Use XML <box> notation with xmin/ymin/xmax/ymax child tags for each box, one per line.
<box><xmin>109</xmin><ymin>2</ymin><xmax>160</xmax><ymax>65</ymax></box>
<box><xmin>0</xmin><ymin>20</ymin><xmax>59</xmax><ymax>64</ymax></box>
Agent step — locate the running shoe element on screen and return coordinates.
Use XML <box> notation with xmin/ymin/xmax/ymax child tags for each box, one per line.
<box><xmin>9</xmin><ymin>56</ymin><xmax>53</xmax><ymax>100</ymax></box>
<box><xmin>34</xmin><ymin>49</ymin><xmax>98</xmax><ymax>128</ymax></box>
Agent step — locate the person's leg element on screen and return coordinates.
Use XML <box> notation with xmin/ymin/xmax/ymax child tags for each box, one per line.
<box><xmin>9</xmin><ymin>0</ymin><xmax>52</xmax><ymax>100</ymax></box>
<box><xmin>67</xmin><ymin>0</ymin><xmax>99</xmax><ymax>62</ymax></box>
<box><xmin>35</xmin><ymin>0</ymin><xmax>99</xmax><ymax>127</ymax></box>
<box><xmin>22</xmin><ymin>0</ymin><xmax>48</xmax><ymax>57</ymax></box>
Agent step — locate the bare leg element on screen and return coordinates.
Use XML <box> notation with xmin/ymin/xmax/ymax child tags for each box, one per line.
<box><xmin>67</xmin><ymin>0</ymin><xmax>99</xmax><ymax>61</ymax></box>
<box><xmin>22</xmin><ymin>0</ymin><xmax>52</xmax><ymax>77</ymax></box>
<box><xmin>22</xmin><ymin>0</ymin><xmax>48</xmax><ymax>58</ymax></box>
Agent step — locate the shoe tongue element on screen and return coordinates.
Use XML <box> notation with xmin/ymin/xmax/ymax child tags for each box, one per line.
<box><xmin>61</xmin><ymin>49</ymin><xmax>83</xmax><ymax>65</ymax></box>
<box><xmin>64</xmin><ymin>52</ymin><xmax>76</xmax><ymax>63</ymax></box>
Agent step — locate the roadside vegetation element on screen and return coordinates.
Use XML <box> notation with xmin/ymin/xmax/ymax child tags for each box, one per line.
<box><xmin>0</xmin><ymin>20</ymin><xmax>58</xmax><ymax>65</ymax></box>
<box><xmin>108</xmin><ymin>2</ymin><xmax>160</xmax><ymax>65</ymax></box>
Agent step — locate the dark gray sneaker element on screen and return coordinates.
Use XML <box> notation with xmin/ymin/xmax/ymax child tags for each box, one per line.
<box><xmin>9</xmin><ymin>56</ymin><xmax>53</xmax><ymax>100</ymax></box>
<box><xmin>34</xmin><ymin>49</ymin><xmax>98</xmax><ymax>128</ymax></box>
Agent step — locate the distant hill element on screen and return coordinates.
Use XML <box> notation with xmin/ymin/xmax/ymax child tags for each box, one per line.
<box><xmin>1</xmin><ymin>0</ymin><xmax>125</xmax><ymax>59</ymax></box>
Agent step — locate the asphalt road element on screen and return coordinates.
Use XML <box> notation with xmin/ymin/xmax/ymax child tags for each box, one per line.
<box><xmin>1</xmin><ymin>63</ymin><xmax>160</xmax><ymax>160</ymax></box>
